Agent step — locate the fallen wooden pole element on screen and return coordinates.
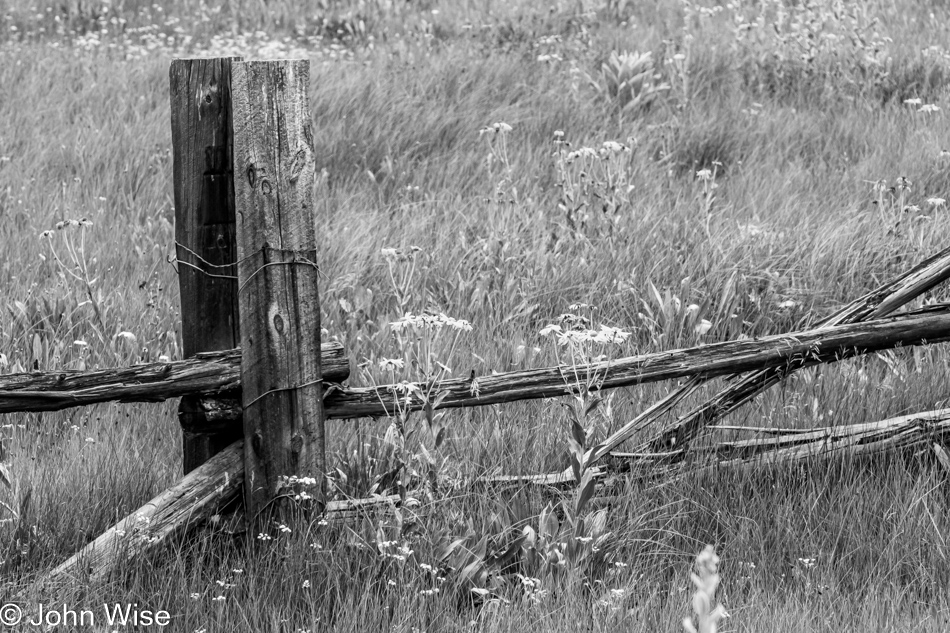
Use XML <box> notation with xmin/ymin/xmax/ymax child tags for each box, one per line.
<box><xmin>494</xmin><ymin>409</ymin><xmax>950</xmax><ymax>487</ymax></box>
<box><xmin>0</xmin><ymin>343</ymin><xmax>347</xmax><ymax>415</ymax></box>
<box><xmin>33</xmin><ymin>437</ymin><xmax>402</xmax><ymax>587</ymax></box>
<box><xmin>40</xmin><ymin>440</ymin><xmax>245</xmax><ymax>586</ymax></box>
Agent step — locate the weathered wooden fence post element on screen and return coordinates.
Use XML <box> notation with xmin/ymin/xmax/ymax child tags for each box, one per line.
<box><xmin>231</xmin><ymin>59</ymin><xmax>326</xmax><ymax>519</ymax></box>
<box><xmin>170</xmin><ymin>57</ymin><xmax>244</xmax><ymax>474</ymax></box>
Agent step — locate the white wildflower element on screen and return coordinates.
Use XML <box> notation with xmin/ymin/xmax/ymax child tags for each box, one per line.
<box><xmin>378</xmin><ymin>357</ymin><xmax>405</xmax><ymax>372</ymax></box>
<box><xmin>694</xmin><ymin>319</ymin><xmax>713</xmax><ymax>336</ymax></box>
<box><xmin>591</xmin><ymin>325</ymin><xmax>631</xmax><ymax>345</ymax></box>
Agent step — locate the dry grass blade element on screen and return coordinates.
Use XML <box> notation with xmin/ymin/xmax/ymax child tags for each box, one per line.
<box><xmin>0</xmin><ymin>463</ymin><xmax>11</xmax><ymax>489</ymax></box>
<box><xmin>934</xmin><ymin>442</ymin><xmax>950</xmax><ymax>474</ymax></box>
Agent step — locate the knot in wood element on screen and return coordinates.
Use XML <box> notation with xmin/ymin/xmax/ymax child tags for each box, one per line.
<box><xmin>268</xmin><ymin>303</ymin><xmax>285</xmax><ymax>337</ymax></box>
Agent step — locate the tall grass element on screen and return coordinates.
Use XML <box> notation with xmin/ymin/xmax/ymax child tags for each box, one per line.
<box><xmin>1</xmin><ymin>0</ymin><xmax>950</xmax><ymax>630</ymax></box>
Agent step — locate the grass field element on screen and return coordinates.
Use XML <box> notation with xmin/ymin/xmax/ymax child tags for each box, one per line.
<box><xmin>2</xmin><ymin>0</ymin><xmax>950</xmax><ymax>630</ymax></box>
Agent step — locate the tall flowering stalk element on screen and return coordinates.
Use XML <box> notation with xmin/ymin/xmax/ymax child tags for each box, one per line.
<box><xmin>683</xmin><ymin>546</ymin><xmax>728</xmax><ymax>633</ymax></box>
<box><xmin>538</xmin><ymin>304</ymin><xmax>630</xmax><ymax>485</ymax></box>
<box><xmin>370</xmin><ymin>247</ymin><xmax>474</xmax><ymax>500</ymax></box>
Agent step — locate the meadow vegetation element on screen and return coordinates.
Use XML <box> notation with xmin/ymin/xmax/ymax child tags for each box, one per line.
<box><xmin>1</xmin><ymin>0</ymin><xmax>950</xmax><ymax>630</ymax></box>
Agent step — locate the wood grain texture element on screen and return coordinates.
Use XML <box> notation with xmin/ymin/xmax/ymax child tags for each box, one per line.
<box><xmin>0</xmin><ymin>342</ymin><xmax>347</xmax><ymax>413</ymax></box>
<box><xmin>170</xmin><ymin>57</ymin><xmax>243</xmax><ymax>473</ymax></box>
<box><xmin>231</xmin><ymin>59</ymin><xmax>325</xmax><ymax>518</ymax></box>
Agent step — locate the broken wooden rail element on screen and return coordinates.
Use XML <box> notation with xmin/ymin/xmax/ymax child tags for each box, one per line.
<box><xmin>585</xmin><ymin>244</ymin><xmax>950</xmax><ymax>467</ymax></box>
<box><xmin>616</xmin><ymin>408</ymin><xmax>950</xmax><ymax>471</ymax></box>
<box><xmin>642</xmin><ymin>243</ymin><xmax>950</xmax><ymax>454</ymax></box>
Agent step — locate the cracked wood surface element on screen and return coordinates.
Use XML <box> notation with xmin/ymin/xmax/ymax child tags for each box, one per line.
<box><xmin>0</xmin><ymin>342</ymin><xmax>346</xmax><ymax>414</ymax></box>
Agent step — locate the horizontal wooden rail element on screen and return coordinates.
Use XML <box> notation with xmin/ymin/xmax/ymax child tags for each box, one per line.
<box><xmin>4</xmin><ymin>309</ymin><xmax>949</xmax><ymax>420</ymax></box>
<box><xmin>321</xmin><ymin>307</ymin><xmax>950</xmax><ymax>418</ymax></box>
<box><xmin>0</xmin><ymin>342</ymin><xmax>347</xmax><ymax>414</ymax></box>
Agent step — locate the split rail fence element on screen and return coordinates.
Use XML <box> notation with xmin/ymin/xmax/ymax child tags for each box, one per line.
<box><xmin>2</xmin><ymin>57</ymin><xmax>950</xmax><ymax>589</ymax></box>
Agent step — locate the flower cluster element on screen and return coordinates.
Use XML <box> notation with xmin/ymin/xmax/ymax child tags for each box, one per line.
<box><xmin>478</xmin><ymin>121</ymin><xmax>512</xmax><ymax>136</ymax></box>
<box><xmin>276</xmin><ymin>474</ymin><xmax>320</xmax><ymax>501</ymax></box>
<box><xmin>381</xmin><ymin>246</ymin><xmax>422</xmax><ymax>262</ymax></box>
<box><xmin>390</xmin><ymin>312</ymin><xmax>473</xmax><ymax>333</ymax></box>
<box><xmin>39</xmin><ymin>217</ymin><xmax>93</xmax><ymax>239</ymax></box>
<box><xmin>393</xmin><ymin>380</ymin><xmax>424</xmax><ymax>404</ymax></box>
<box><xmin>539</xmin><ymin>323</ymin><xmax>631</xmax><ymax>347</ymax></box>
<box><xmin>904</xmin><ymin>98</ymin><xmax>941</xmax><ymax>113</ymax></box>
<box><xmin>516</xmin><ymin>574</ymin><xmax>548</xmax><ymax>603</ymax></box>
<box><xmin>377</xmin><ymin>539</ymin><xmax>414</xmax><ymax>562</ymax></box>
<box><xmin>277</xmin><ymin>475</ymin><xmax>319</xmax><ymax>488</ymax></box>
<box><xmin>562</xmin><ymin>140</ymin><xmax>631</xmax><ymax>164</ymax></box>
